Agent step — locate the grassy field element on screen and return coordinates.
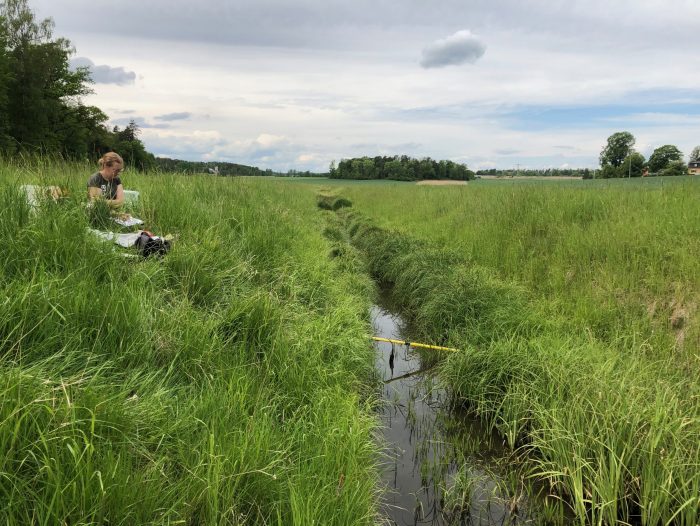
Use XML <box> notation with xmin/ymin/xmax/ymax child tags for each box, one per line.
<box><xmin>317</xmin><ymin>176</ymin><xmax>700</xmax><ymax>525</ymax></box>
<box><xmin>0</xmin><ymin>160</ymin><xmax>381</xmax><ymax>525</ymax></box>
<box><xmin>4</xmin><ymin>161</ymin><xmax>699</xmax><ymax>525</ymax></box>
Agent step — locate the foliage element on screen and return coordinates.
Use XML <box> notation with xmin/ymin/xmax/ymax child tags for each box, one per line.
<box><xmin>648</xmin><ymin>144</ymin><xmax>683</xmax><ymax>173</ymax></box>
<box><xmin>690</xmin><ymin>145</ymin><xmax>700</xmax><ymax>163</ymax></box>
<box><xmin>111</xmin><ymin>120</ymin><xmax>155</xmax><ymax>170</ymax></box>
<box><xmin>155</xmin><ymin>156</ymin><xmax>284</xmax><ymax>176</ymax></box>
<box><xmin>0</xmin><ymin>0</ymin><xmax>152</xmax><ymax>168</ymax></box>
<box><xmin>331</xmin><ymin>155</ymin><xmax>474</xmax><ymax>181</ymax></box>
<box><xmin>598</xmin><ymin>164</ymin><xmax>619</xmax><ymax>179</ymax></box>
<box><xmin>660</xmin><ymin>159</ymin><xmax>687</xmax><ymax>177</ymax></box>
<box><xmin>475</xmin><ymin>167</ymin><xmax>591</xmax><ymax>178</ymax></box>
<box><xmin>599</xmin><ymin>131</ymin><xmax>635</xmax><ymax>168</ymax></box>
<box><xmin>619</xmin><ymin>151</ymin><xmax>646</xmax><ymax>177</ymax></box>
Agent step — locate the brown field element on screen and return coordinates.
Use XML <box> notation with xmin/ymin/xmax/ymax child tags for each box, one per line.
<box><xmin>416</xmin><ymin>179</ymin><xmax>468</xmax><ymax>185</ymax></box>
<box><xmin>478</xmin><ymin>175</ymin><xmax>582</xmax><ymax>180</ymax></box>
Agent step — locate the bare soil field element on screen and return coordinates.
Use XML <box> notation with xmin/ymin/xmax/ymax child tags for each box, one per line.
<box><xmin>478</xmin><ymin>175</ymin><xmax>582</xmax><ymax>180</ymax></box>
<box><xmin>416</xmin><ymin>179</ymin><xmax>468</xmax><ymax>185</ymax></box>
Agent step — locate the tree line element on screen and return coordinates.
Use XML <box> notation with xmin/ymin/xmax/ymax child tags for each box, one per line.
<box><xmin>0</xmin><ymin>0</ymin><xmax>153</xmax><ymax>168</ymax></box>
<box><xmin>599</xmin><ymin>131</ymin><xmax>699</xmax><ymax>178</ymax></box>
<box><xmin>476</xmin><ymin>168</ymin><xmax>594</xmax><ymax>178</ymax></box>
<box><xmin>155</xmin><ymin>157</ymin><xmax>282</xmax><ymax>177</ymax></box>
<box><xmin>329</xmin><ymin>156</ymin><xmax>474</xmax><ymax>181</ymax></box>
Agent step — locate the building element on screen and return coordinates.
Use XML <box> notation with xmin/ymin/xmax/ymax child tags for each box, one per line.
<box><xmin>689</xmin><ymin>161</ymin><xmax>700</xmax><ymax>175</ymax></box>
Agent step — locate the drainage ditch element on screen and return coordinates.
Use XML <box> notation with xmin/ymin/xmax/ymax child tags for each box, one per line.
<box><xmin>372</xmin><ymin>297</ymin><xmax>555</xmax><ymax>525</ymax></box>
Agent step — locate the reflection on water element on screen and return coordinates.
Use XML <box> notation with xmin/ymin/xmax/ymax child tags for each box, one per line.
<box><xmin>372</xmin><ymin>304</ymin><xmax>549</xmax><ymax>526</ymax></box>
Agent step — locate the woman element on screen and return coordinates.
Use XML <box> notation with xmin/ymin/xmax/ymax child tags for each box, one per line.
<box><xmin>87</xmin><ymin>152</ymin><xmax>125</xmax><ymax>208</ymax></box>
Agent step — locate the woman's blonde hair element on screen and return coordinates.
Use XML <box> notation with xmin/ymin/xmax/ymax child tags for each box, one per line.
<box><xmin>98</xmin><ymin>152</ymin><xmax>124</xmax><ymax>169</ymax></box>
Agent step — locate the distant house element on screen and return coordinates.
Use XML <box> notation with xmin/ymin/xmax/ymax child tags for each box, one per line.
<box><xmin>690</xmin><ymin>161</ymin><xmax>700</xmax><ymax>175</ymax></box>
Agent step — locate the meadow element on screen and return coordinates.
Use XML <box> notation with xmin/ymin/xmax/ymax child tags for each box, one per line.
<box><xmin>325</xmin><ymin>176</ymin><xmax>700</xmax><ymax>525</ymax></box>
<box><xmin>0</xmin><ymin>160</ymin><xmax>382</xmax><ymax>525</ymax></box>
<box><xmin>3</xmin><ymin>161</ymin><xmax>699</xmax><ymax>525</ymax></box>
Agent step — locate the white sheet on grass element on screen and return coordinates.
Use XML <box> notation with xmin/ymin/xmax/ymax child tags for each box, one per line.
<box><xmin>89</xmin><ymin>229</ymin><xmax>142</xmax><ymax>248</ymax></box>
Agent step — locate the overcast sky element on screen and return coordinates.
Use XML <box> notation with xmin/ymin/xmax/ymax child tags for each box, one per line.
<box><xmin>33</xmin><ymin>0</ymin><xmax>700</xmax><ymax>171</ymax></box>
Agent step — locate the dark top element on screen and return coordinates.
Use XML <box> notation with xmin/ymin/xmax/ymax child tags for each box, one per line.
<box><xmin>87</xmin><ymin>172</ymin><xmax>122</xmax><ymax>200</ymax></box>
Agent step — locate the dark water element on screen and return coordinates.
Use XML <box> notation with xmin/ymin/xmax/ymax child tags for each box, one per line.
<box><xmin>372</xmin><ymin>304</ymin><xmax>555</xmax><ymax>526</ymax></box>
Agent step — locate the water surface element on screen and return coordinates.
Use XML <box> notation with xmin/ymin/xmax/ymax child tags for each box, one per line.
<box><xmin>372</xmin><ymin>304</ymin><xmax>552</xmax><ymax>525</ymax></box>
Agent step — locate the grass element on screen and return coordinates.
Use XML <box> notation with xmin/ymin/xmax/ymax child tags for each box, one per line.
<box><xmin>0</xmin><ymin>158</ymin><xmax>382</xmax><ymax>524</ymax></box>
<box><xmin>323</xmin><ymin>176</ymin><xmax>700</xmax><ymax>525</ymax></box>
<box><xmin>5</xmin><ymin>158</ymin><xmax>699</xmax><ymax>524</ymax></box>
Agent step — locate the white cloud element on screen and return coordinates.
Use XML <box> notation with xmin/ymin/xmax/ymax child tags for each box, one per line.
<box><xmin>420</xmin><ymin>30</ymin><xmax>486</xmax><ymax>68</ymax></box>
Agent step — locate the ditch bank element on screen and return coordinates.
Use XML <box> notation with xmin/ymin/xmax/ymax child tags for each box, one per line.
<box><xmin>324</xmin><ymin>203</ymin><xmax>700</xmax><ymax>525</ymax></box>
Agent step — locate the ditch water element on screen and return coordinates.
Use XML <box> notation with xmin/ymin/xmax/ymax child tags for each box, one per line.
<box><xmin>372</xmin><ymin>301</ymin><xmax>552</xmax><ymax>526</ymax></box>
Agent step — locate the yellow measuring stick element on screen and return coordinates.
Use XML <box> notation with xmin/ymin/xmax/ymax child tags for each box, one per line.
<box><xmin>371</xmin><ymin>336</ymin><xmax>459</xmax><ymax>353</ymax></box>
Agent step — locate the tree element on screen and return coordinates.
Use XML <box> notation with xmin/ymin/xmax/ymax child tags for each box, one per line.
<box><xmin>0</xmin><ymin>0</ymin><xmax>91</xmax><ymax>154</ymax></box>
<box><xmin>689</xmin><ymin>146</ymin><xmax>700</xmax><ymax>163</ymax></box>
<box><xmin>620</xmin><ymin>152</ymin><xmax>646</xmax><ymax>177</ymax></box>
<box><xmin>600</xmin><ymin>131</ymin><xmax>635</xmax><ymax>168</ymax></box>
<box><xmin>113</xmin><ymin>120</ymin><xmax>154</xmax><ymax>170</ymax></box>
<box><xmin>0</xmin><ymin>15</ymin><xmax>14</xmax><ymax>152</ymax></box>
<box><xmin>660</xmin><ymin>160</ymin><xmax>687</xmax><ymax>177</ymax></box>
<box><xmin>648</xmin><ymin>145</ymin><xmax>683</xmax><ymax>173</ymax></box>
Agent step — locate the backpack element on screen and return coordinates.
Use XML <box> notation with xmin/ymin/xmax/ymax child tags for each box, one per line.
<box><xmin>134</xmin><ymin>230</ymin><xmax>171</xmax><ymax>258</ymax></box>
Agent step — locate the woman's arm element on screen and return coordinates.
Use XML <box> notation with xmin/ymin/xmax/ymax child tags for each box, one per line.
<box><xmin>87</xmin><ymin>184</ymin><xmax>124</xmax><ymax>208</ymax></box>
<box><xmin>108</xmin><ymin>184</ymin><xmax>125</xmax><ymax>208</ymax></box>
<box><xmin>88</xmin><ymin>186</ymin><xmax>102</xmax><ymax>201</ymax></box>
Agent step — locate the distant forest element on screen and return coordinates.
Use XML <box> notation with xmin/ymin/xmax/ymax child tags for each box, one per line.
<box><xmin>155</xmin><ymin>158</ymin><xmax>280</xmax><ymax>177</ymax></box>
<box><xmin>330</xmin><ymin>156</ymin><xmax>474</xmax><ymax>181</ymax></box>
<box><xmin>154</xmin><ymin>158</ymin><xmax>328</xmax><ymax>177</ymax></box>
<box><xmin>476</xmin><ymin>168</ymin><xmax>593</xmax><ymax>178</ymax></box>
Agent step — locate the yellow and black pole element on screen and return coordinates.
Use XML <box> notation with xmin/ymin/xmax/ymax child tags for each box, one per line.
<box><xmin>371</xmin><ymin>336</ymin><xmax>459</xmax><ymax>353</ymax></box>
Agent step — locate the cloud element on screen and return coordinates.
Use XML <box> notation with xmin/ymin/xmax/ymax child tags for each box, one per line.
<box><xmin>70</xmin><ymin>57</ymin><xmax>136</xmax><ymax>85</ymax></box>
<box><xmin>420</xmin><ymin>30</ymin><xmax>486</xmax><ymax>69</ymax></box>
<box><xmin>154</xmin><ymin>112</ymin><xmax>192</xmax><ymax>121</ymax></box>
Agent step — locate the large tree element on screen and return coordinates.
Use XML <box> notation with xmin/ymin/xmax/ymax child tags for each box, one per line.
<box><xmin>689</xmin><ymin>146</ymin><xmax>700</xmax><ymax>163</ymax></box>
<box><xmin>0</xmin><ymin>15</ymin><xmax>13</xmax><ymax>152</ymax></box>
<box><xmin>648</xmin><ymin>145</ymin><xmax>683</xmax><ymax>173</ymax></box>
<box><xmin>0</xmin><ymin>0</ymin><xmax>151</xmax><ymax>163</ymax></box>
<box><xmin>600</xmin><ymin>131</ymin><xmax>636</xmax><ymax>168</ymax></box>
<box><xmin>1</xmin><ymin>0</ymin><xmax>92</xmax><ymax>152</ymax></box>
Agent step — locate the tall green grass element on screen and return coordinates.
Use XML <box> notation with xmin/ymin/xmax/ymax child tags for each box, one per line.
<box><xmin>332</xmin><ymin>176</ymin><xmax>700</xmax><ymax>525</ymax></box>
<box><xmin>0</xmin><ymin>160</ymin><xmax>381</xmax><ymax>524</ymax></box>
<box><xmin>341</xmin><ymin>177</ymin><xmax>700</xmax><ymax>355</ymax></box>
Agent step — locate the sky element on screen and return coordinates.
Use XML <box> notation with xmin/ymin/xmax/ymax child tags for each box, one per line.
<box><xmin>31</xmin><ymin>0</ymin><xmax>700</xmax><ymax>172</ymax></box>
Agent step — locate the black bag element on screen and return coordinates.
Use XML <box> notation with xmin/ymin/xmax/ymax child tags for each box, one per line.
<box><xmin>134</xmin><ymin>231</ymin><xmax>171</xmax><ymax>258</ymax></box>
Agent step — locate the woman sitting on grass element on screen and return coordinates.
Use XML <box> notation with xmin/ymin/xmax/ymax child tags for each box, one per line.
<box><xmin>87</xmin><ymin>152</ymin><xmax>124</xmax><ymax>208</ymax></box>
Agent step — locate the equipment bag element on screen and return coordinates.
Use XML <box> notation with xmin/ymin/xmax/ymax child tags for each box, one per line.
<box><xmin>134</xmin><ymin>230</ymin><xmax>171</xmax><ymax>258</ymax></box>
